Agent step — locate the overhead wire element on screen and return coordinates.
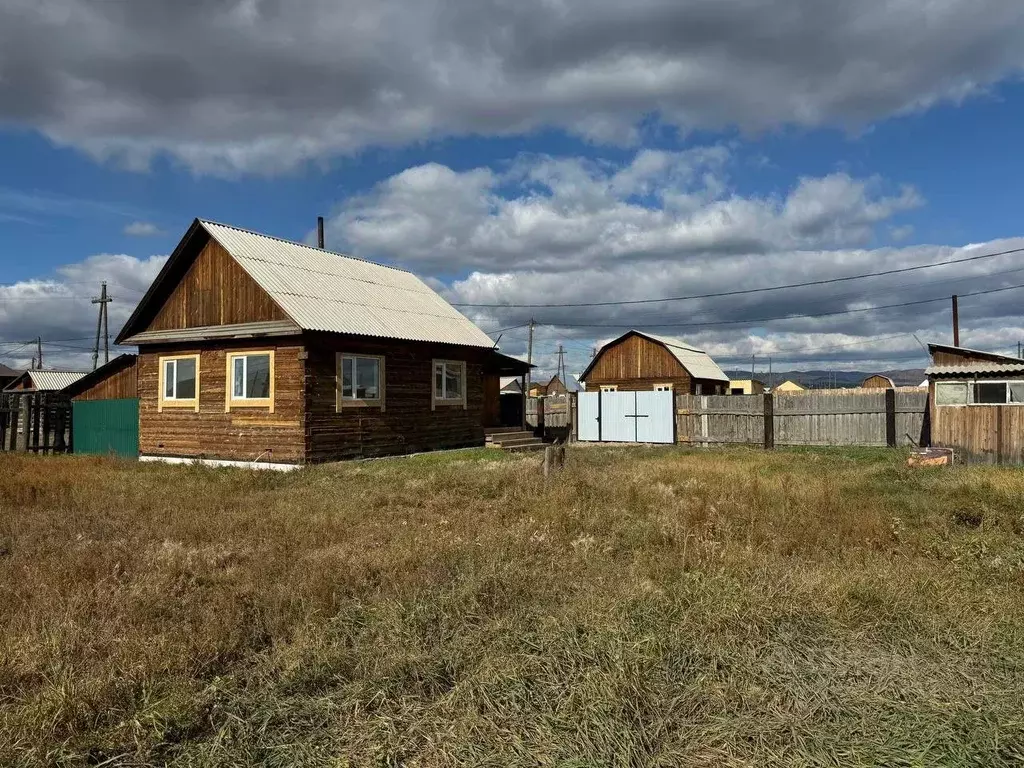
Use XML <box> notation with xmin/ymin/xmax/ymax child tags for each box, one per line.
<box><xmin>456</xmin><ymin>243</ymin><xmax>1024</xmax><ymax>309</ymax></box>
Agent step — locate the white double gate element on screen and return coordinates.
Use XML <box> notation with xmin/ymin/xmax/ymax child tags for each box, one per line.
<box><xmin>577</xmin><ymin>390</ymin><xmax>675</xmax><ymax>444</ymax></box>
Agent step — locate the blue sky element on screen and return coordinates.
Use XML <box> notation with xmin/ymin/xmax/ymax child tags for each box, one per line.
<box><xmin>2</xmin><ymin>0</ymin><xmax>1024</xmax><ymax>375</ymax></box>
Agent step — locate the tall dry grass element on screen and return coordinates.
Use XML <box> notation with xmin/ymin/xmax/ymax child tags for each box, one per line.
<box><xmin>1</xmin><ymin>446</ymin><xmax>1023</xmax><ymax>766</ymax></box>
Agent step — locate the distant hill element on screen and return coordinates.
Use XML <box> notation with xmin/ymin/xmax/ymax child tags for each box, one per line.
<box><xmin>724</xmin><ymin>368</ymin><xmax>926</xmax><ymax>389</ymax></box>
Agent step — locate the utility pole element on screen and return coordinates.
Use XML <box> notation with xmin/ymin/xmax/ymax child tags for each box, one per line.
<box><xmin>952</xmin><ymin>294</ymin><xmax>960</xmax><ymax>347</ymax></box>
<box><xmin>35</xmin><ymin>337</ymin><xmax>42</xmax><ymax>370</ymax></box>
<box><xmin>525</xmin><ymin>318</ymin><xmax>535</xmax><ymax>394</ymax></box>
<box><xmin>91</xmin><ymin>282</ymin><xmax>113</xmax><ymax>369</ymax></box>
<box><xmin>1017</xmin><ymin>341</ymin><xmax>1021</xmax><ymax>359</ymax></box>
<box><xmin>556</xmin><ymin>344</ymin><xmax>566</xmax><ymax>384</ymax></box>
<box><xmin>750</xmin><ymin>354</ymin><xmax>755</xmax><ymax>382</ymax></box>
<box><xmin>768</xmin><ymin>356</ymin><xmax>773</xmax><ymax>391</ymax></box>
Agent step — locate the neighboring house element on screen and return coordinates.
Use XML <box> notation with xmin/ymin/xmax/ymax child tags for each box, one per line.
<box><xmin>579</xmin><ymin>330</ymin><xmax>729</xmax><ymax>394</ymax></box>
<box><xmin>926</xmin><ymin>342</ymin><xmax>1024</xmax><ymax>464</ymax></box>
<box><xmin>64</xmin><ymin>355</ymin><xmax>140</xmax><ymax>459</ymax></box>
<box><xmin>2</xmin><ymin>369</ymin><xmax>86</xmax><ymax>452</ymax></box>
<box><xmin>774</xmin><ymin>380</ymin><xmax>805</xmax><ymax>393</ymax></box>
<box><xmin>114</xmin><ymin>218</ymin><xmax>529</xmax><ymax>467</ymax></box>
<box><xmin>862</xmin><ymin>374</ymin><xmax>896</xmax><ymax>389</ymax></box>
<box><xmin>0</xmin><ymin>363</ymin><xmax>22</xmax><ymax>391</ymax></box>
<box><xmin>500</xmin><ymin>377</ymin><xmax>523</xmax><ymax>394</ymax></box>
<box><xmin>729</xmin><ymin>379</ymin><xmax>765</xmax><ymax>395</ymax></box>
<box><xmin>545</xmin><ymin>373</ymin><xmax>582</xmax><ymax>395</ymax></box>
<box><xmin>527</xmin><ymin>382</ymin><xmax>547</xmax><ymax>397</ymax></box>
<box><xmin>3</xmin><ymin>369</ymin><xmax>87</xmax><ymax>394</ymax></box>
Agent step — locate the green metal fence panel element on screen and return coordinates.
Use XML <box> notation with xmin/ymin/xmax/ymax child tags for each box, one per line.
<box><xmin>72</xmin><ymin>398</ymin><xmax>139</xmax><ymax>458</ymax></box>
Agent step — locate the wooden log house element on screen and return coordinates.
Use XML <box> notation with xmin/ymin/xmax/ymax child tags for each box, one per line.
<box><xmin>578</xmin><ymin>330</ymin><xmax>729</xmax><ymax>395</ymax></box>
<box><xmin>115</xmin><ymin>219</ymin><xmax>530</xmax><ymax>468</ymax></box>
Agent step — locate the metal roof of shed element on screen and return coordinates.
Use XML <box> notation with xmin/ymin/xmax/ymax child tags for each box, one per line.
<box><xmin>3</xmin><ymin>370</ymin><xmax>87</xmax><ymax>393</ymax></box>
<box><xmin>926</xmin><ymin>363</ymin><xmax>1024</xmax><ymax>376</ymax></box>
<box><xmin>641</xmin><ymin>332</ymin><xmax>730</xmax><ymax>382</ymax></box>
<box><xmin>201</xmin><ymin>221</ymin><xmax>495</xmax><ymax>348</ymax></box>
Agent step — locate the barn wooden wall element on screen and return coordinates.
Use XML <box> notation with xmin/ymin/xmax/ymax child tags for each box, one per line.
<box><xmin>72</xmin><ymin>361</ymin><xmax>139</xmax><ymax>401</ymax></box>
<box><xmin>304</xmin><ymin>335</ymin><xmax>489</xmax><ymax>462</ymax></box>
<box><xmin>138</xmin><ymin>341</ymin><xmax>305</xmax><ymax>463</ymax></box>
<box><xmin>146</xmin><ymin>239</ymin><xmax>289</xmax><ymax>332</ymax></box>
<box><xmin>930</xmin><ymin>388</ymin><xmax>1024</xmax><ymax>464</ymax></box>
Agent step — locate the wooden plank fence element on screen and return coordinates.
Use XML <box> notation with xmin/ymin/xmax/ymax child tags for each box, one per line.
<box><xmin>0</xmin><ymin>393</ymin><xmax>72</xmax><ymax>454</ymax></box>
<box><xmin>677</xmin><ymin>390</ymin><xmax>928</xmax><ymax>449</ymax></box>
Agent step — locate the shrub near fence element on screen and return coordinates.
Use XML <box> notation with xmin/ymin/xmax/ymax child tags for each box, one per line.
<box><xmin>677</xmin><ymin>389</ymin><xmax>928</xmax><ymax>449</ymax></box>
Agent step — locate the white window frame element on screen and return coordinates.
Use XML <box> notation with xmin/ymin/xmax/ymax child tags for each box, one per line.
<box><xmin>934</xmin><ymin>379</ymin><xmax>1024</xmax><ymax>407</ymax></box>
<box><xmin>599</xmin><ymin>384</ymin><xmax>618</xmax><ymax>393</ymax></box>
<box><xmin>432</xmin><ymin>359</ymin><xmax>467</xmax><ymax>410</ymax></box>
<box><xmin>225</xmin><ymin>350</ymin><xmax>275</xmax><ymax>412</ymax></box>
<box><xmin>158</xmin><ymin>354</ymin><xmax>200</xmax><ymax>412</ymax></box>
<box><xmin>653</xmin><ymin>383</ymin><xmax>674</xmax><ymax>392</ymax></box>
<box><xmin>336</xmin><ymin>353</ymin><xmax>385</xmax><ymax>411</ymax></box>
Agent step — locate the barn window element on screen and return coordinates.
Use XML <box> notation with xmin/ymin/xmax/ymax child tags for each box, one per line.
<box><xmin>935</xmin><ymin>380</ymin><xmax>1024</xmax><ymax>406</ymax></box>
<box><xmin>226</xmin><ymin>351</ymin><xmax>274</xmax><ymax>411</ymax></box>
<box><xmin>432</xmin><ymin>360</ymin><xmax>466</xmax><ymax>409</ymax></box>
<box><xmin>974</xmin><ymin>382</ymin><xmax>1007</xmax><ymax>405</ymax></box>
<box><xmin>158</xmin><ymin>354</ymin><xmax>200</xmax><ymax>412</ymax></box>
<box><xmin>935</xmin><ymin>382</ymin><xmax>969</xmax><ymax>406</ymax></box>
<box><xmin>599</xmin><ymin>384</ymin><xmax>617</xmax><ymax>393</ymax></box>
<box><xmin>337</xmin><ymin>354</ymin><xmax>384</xmax><ymax>410</ymax></box>
<box><xmin>654</xmin><ymin>383</ymin><xmax>673</xmax><ymax>392</ymax></box>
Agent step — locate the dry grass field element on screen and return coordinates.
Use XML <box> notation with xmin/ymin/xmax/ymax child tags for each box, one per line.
<box><xmin>1</xmin><ymin>445</ymin><xmax>1024</xmax><ymax>766</ymax></box>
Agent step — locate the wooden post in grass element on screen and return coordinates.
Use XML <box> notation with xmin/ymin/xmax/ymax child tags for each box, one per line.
<box><xmin>885</xmin><ymin>388</ymin><xmax>897</xmax><ymax>448</ymax></box>
<box><xmin>763</xmin><ymin>392</ymin><xmax>774</xmax><ymax>450</ymax></box>
<box><xmin>542</xmin><ymin>444</ymin><xmax>566</xmax><ymax>478</ymax></box>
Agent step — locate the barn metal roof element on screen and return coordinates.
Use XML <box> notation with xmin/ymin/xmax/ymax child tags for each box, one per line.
<box><xmin>926</xmin><ymin>363</ymin><xmax>1024</xmax><ymax>377</ymax></box>
<box><xmin>641</xmin><ymin>332</ymin><xmax>730</xmax><ymax>382</ymax></box>
<box><xmin>201</xmin><ymin>221</ymin><xmax>495</xmax><ymax>348</ymax></box>
<box><xmin>3</xmin><ymin>370</ymin><xmax>87</xmax><ymax>393</ymax></box>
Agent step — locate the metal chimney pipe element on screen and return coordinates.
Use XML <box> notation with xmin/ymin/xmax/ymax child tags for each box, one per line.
<box><xmin>317</xmin><ymin>216</ymin><xmax>325</xmax><ymax>249</ymax></box>
<box><xmin>952</xmin><ymin>294</ymin><xmax>960</xmax><ymax>347</ymax></box>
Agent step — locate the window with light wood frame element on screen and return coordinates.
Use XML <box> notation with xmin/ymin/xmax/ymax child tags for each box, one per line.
<box><xmin>336</xmin><ymin>353</ymin><xmax>385</xmax><ymax>411</ymax></box>
<box><xmin>225</xmin><ymin>351</ymin><xmax>275</xmax><ymax>412</ymax></box>
<box><xmin>158</xmin><ymin>354</ymin><xmax>200</xmax><ymax>412</ymax></box>
<box><xmin>432</xmin><ymin>359</ymin><xmax>467</xmax><ymax>410</ymax></box>
<box><xmin>653</xmin><ymin>383</ymin><xmax>674</xmax><ymax>392</ymax></box>
<box><xmin>599</xmin><ymin>384</ymin><xmax>617</xmax><ymax>393</ymax></box>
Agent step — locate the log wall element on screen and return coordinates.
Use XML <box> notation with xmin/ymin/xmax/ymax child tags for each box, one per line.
<box><xmin>304</xmin><ymin>335</ymin><xmax>489</xmax><ymax>462</ymax></box>
<box><xmin>139</xmin><ymin>341</ymin><xmax>305</xmax><ymax>463</ymax></box>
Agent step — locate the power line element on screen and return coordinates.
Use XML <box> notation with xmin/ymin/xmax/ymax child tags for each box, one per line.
<box><xmin>538</xmin><ymin>281</ymin><xmax>1024</xmax><ymax>330</ymax></box>
<box><xmin>454</xmin><ymin>244</ymin><xmax>1024</xmax><ymax>309</ymax></box>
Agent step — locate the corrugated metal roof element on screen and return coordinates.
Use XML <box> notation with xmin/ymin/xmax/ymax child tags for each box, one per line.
<box><xmin>200</xmin><ymin>221</ymin><xmax>495</xmax><ymax>348</ymax></box>
<box><xmin>125</xmin><ymin>320</ymin><xmax>301</xmax><ymax>345</ymax></box>
<box><xmin>641</xmin><ymin>332</ymin><xmax>730</xmax><ymax>382</ymax></box>
<box><xmin>9</xmin><ymin>370</ymin><xmax>88</xmax><ymax>392</ymax></box>
<box><xmin>926</xmin><ymin>363</ymin><xmax>1024</xmax><ymax>376</ymax></box>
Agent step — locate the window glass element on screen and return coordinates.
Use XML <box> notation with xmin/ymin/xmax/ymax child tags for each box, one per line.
<box><xmin>1009</xmin><ymin>382</ymin><xmax>1024</xmax><ymax>403</ymax></box>
<box><xmin>445</xmin><ymin>365</ymin><xmax>462</xmax><ymax>398</ymax></box>
<box><xmin>355</xmin><ymin>357</ymin><xmax>379</xmax><ymax>399</ymax></box>
<box><xmin>935</xmin><ymin>382</ymin><xmax>967</xmax><ymax>405</ymax></box>
<box><xmin>164</xmin><ymin>361</ymin><xmax>175</xmax><ymax>399</ymax></box>
<box><xmin>342</xmin><ymin>357</ymin><xmax>354</xmax><ymax>399</ymax></box>
<box><xmin>434</xmin><ymin>363</ymin><xmax>444</xmax><ymax>397</ymax></box>
<box><xmin>974</xmin><ymin>382</ymin><xmax>1007</xmax><ymax>404</ymax></box>
<box><xmin>233</xmin><ymin>357</ymin><xmax>245</xmax><ymax>398</ymax></box>
<box><xmin>340</xmin><ymin>356</ymin><xmax>381</xmax><ymax>401</ymax></box>
<box><xmin>175</xmin><ymin>358</ymin><xmax>196</xmax><ymax>399</ymax></box>
<box><xmin>245</xmin><ymin>354</ymin><xmax>271</xmax><ymax>399</ymax></box>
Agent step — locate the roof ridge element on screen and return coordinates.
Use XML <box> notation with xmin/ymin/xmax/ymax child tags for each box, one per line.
<box><xmin>198</xmin><ymin>219</ymin><xmax>415</xmax><ymax>276</ymax></box>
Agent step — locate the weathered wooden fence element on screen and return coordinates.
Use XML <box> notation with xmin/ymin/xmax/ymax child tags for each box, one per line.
<box><xmin>0</xmin><ymin>393</ymin><xmax>72</xmax><ymax>454</ymax></box>
<box><xmin>677</xmin><ymin>389</ymin><xmax>928</xmax><ymax>448</ymax></box>
<box><xmin>526</xmin><ymin>395</ymin><xmax>572</xmax><ymax>429</ymax></box>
